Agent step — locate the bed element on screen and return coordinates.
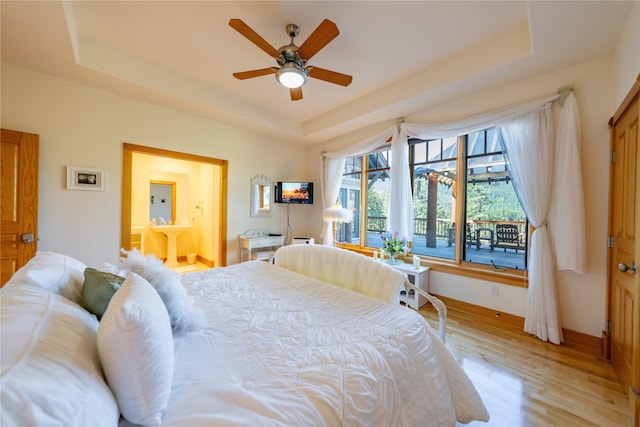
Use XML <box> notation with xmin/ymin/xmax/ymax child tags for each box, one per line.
<box><xmin>1</xmin><ymin>245</ymin><xmax>489</xmax><ymax>427</ymax></box>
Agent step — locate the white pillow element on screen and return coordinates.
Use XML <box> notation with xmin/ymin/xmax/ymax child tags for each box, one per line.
<box><xmin>5</xmin><ymin>251</ymin><xmax>86</xmax><ymax>304</ymax></box>
<box><xmin>98</xmin><ymin>272</ymin><xmax>174</xmax><ymax>427</ymax></box>
<box><xmin>1</xmin><ymin>284</ymin><xmax>119</xmax><ymax>426</ymax></box>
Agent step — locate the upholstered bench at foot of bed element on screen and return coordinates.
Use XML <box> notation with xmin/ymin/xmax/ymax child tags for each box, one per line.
<box><xmin>274</xmin><ymin>244</ymin><xmax>448</xmax><ymax>342</ymax></box>
<box><xmin>274</xmin><ymin>244</ymin><xmax>406</xmax><ymax>304</ymax></box>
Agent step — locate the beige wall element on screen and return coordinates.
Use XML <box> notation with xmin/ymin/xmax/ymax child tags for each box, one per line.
<box><xmin>0</xmin><ymin>63</ymin><xmax>310</xmax><ymax>267</ymax></box>
<box><xmin>613</xmin><ymin>1</ymin><xmax>639</xmax><ymax>106</ymax></box>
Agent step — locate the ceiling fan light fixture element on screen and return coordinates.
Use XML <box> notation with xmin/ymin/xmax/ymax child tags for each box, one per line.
<box><xmin>276</xmin><ymin>63</ymin><xmax>307</xmax><ymax>88</ymax></box>
<box><xmin>230</xmin><ymin>19</ymin><xmax>351</xmax><ymax>100</ymax></box>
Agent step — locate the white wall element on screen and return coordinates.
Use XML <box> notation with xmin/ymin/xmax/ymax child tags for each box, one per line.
<box><xmin>0</xmin><ymin>63</ymin><xmax>310</xmax><ymax>267</ymax></box>
<box><xmin>306</xmin><ymin>54</ymin><xmax>625</xmax><ymax>338</ymax></box>
<box><xmin>613</xmin><ymin>1</ymin><xmax>639</xmax><ymax>106</ymax></box>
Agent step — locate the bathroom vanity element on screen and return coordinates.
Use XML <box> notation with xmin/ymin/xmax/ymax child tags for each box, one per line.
<box><xmin>150</xmin><ymin>224</ymin><xmax>194</xmax><ymax>267</ymax></box>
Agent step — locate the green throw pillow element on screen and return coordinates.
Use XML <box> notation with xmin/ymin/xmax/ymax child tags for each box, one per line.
<box><xmin>82</xmin><ymin>268</ymin><xmax>125</xmax><ymax>320</ymax></box>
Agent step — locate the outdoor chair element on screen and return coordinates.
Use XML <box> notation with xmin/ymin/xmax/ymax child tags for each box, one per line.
<box><xmin>466</xmin><ymin>225</ymin><xmax>494</xmax><ymax>250</ymax></box>
<box><xmin>494</xmin><ymin>224</ymin><xmax>526</xmax><ymax>253</ymax></box>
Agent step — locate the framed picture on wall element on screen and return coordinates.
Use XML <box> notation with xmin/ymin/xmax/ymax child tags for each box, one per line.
<box><xmin>66</xmin><ymin>166</ymin><xmax>104</xmax><ymax>191</ymax></box>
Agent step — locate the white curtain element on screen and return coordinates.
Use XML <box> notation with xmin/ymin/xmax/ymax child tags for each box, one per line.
<box><xmin>388</xmin><ymin>127</ymin><xmax>414</xmax><ymax>240</ymax></box>
<box><xmin>395</xmin><ymin>94</ymin><xmax>559</xmax><ymax>248</ymax></box>
<box><xmin>500</xmin><ymin>106</ymin><xmax>563</xmax><ymax>344</ymax></box>
<box><xmin>320</xmin><ymin>157</ymin><xmax>346</xmax><ymax>246</ymax></box>
<box><xmin>323</xmin><ymin>126</ymin><xmax>396</xmax><ymax>159</ymax></box>
<box><xmin>324</xmin><ymin>91</ymin><xmax>585</xmax><ymax>345</ymax></box>
<box><xmin>397</xmin><ymin>95</ymin><xmax>586</xmax><ymax>250</ymax></box>
<box><xmin>549</xmin><ymin>93</ymin><xmax>586</xmax><ymax>273</ymax></box>
<box><xmin>398</xmin><ymin>95</ymin><xmax>559</xmax><ymax>140</ymax></box>
<box><xmin>321</xmin><ymin>126</ymin><xmax>395</xmax><ymax>245</ymax></box>
<box><xmin>397</xmin><ymin>93</ymin><xmax>585</xmax><ymax>344</ymax></box>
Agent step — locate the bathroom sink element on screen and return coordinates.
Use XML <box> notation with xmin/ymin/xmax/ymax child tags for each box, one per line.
<box><xmin>150</xmin><ymin>225</ymin><xmax>193</xmax><ymax>267</ymax></box>
<box><xmin>150</xmin><ymin>224</ymin><xmax>193</xmax><ymax>234</ymax></box>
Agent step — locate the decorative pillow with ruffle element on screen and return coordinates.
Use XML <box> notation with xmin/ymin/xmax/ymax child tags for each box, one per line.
<box><xmin>101</xmin><ymin>249</ymin><xmax>205</xmax><ymax>335</ymax></box>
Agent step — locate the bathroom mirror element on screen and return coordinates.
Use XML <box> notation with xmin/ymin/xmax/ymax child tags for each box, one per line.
<box><xmin>150</xmin><ymin>181</ymin><xmax>176</xmax><ymax>223</ymax></box>
<box><xmin>250</xmin><ymin>175</ymin><xmax>271</xmax><ymax>218</ymax></box>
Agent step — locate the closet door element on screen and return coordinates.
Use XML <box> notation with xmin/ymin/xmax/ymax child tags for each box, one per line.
<box><xmin>0</xmin><ymin>129</ymin><xmax>39</xmax><ymax>286</ymax></box>
<box><xmin>608</xmin><ymin>75</ymin><xmax>639</xmax><ymax>426</ymax></box>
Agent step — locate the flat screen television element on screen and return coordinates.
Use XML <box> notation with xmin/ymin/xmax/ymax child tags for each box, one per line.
<box><xmin>275</xmin><ymin>182</ymin><xmax>313</xmax><ymax>204</ymax></box>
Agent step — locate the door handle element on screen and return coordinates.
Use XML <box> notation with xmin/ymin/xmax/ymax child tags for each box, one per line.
<box><xmin>618</xmin><ymin>262</ymin><xmax>637</xmax><ymax>274</ymax></box>
<box><xmin>21</xmin><ymin>233</ymin><xmax>34</xmax><ymax>244</ymax></box>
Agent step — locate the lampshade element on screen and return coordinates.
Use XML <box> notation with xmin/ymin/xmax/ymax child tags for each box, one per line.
<box><xmin>276</xmin><ymin>63</ymin><xmax>308</xmax><ymax>89</ymax></box>
<box><xmin>322</xmin><ymin>205</ymin><xmax>353</xmax><ymax>223</ymax></box>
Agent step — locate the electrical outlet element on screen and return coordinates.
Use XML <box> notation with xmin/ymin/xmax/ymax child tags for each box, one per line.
<box><xmin>491</xmin><ymin>285</ymin><xmax>499</xmax><ymax>296</ymax></box>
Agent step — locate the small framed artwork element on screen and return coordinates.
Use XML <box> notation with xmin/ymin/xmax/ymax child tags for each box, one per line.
<box><xmin>66</xmin><ymin>166</ymin><xmax>104</xmax><ymax>191</ymax></box>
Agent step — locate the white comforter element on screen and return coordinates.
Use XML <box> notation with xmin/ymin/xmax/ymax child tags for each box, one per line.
<box><xmin>127</xmin><ymin>261</ymin><xmax>488</xmax><ymax>427</ymax></box>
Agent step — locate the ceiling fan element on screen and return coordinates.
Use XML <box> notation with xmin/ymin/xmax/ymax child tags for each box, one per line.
<box><xmin>229</xmin><ymin>18</ymin><xmax>353</xmax><ymax>101</ymax></box>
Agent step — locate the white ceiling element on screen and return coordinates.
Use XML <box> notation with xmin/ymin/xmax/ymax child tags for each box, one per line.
<box><xmin>1</xmin><ymin>1</ymin><xmax>635</xmax><ymax>145</ymax></box>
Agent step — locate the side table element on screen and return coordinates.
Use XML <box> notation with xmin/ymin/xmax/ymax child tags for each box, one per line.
<box><xmin>390</xmin><ymin>262</ymin><xmax>430</xmax><ymax>309</ymax></box>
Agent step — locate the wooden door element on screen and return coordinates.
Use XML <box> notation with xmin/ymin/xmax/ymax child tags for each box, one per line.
<box><xmin>0</xmin><ymin>129</ymin><xmax>39</xmax><ymax>286</ymax></box>
<box><xmin>608</xmin><ymin>75</ymin><xmax>639</xmax><ymax>426</ymax></box>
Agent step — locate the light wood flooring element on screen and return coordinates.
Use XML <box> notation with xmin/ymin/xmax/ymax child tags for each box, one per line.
<box><xmin>170</xmin><ymin>260</ymin><xmax>210</xmax><ymax>274</ymax></box>
<box><xmin>418</xmin><ymin>304</ymin><xmax>630</xmax><ymax>426</ymax></box>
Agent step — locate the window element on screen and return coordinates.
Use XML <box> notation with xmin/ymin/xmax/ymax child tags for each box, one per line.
<box><xmin>340</xmin><ymin>150</ymin><xmax>392</xmax><ymax>249</ymax></box>
<box><xmin>462</xmin><ymin>129</ymin><xmax>527</xmax><ymax>270</ymax></box>
<box><xmin>339</xmin><ymin>157</ymin><xmax>362</xmax><ymax>244</ymax></box>
<box><xmin>366</xmin><ymin>151</ymin><xmax>392</xmax><ymax>249</ymax></box>
<box><xmin>411</xmin><ymin>137</ymin><xmax>457</xmax><ymax>260</ymax></box>
<box><xmin>339</xmin><ymin>127</ymin><xmax>528</xmax><ymax>274</ymax></box>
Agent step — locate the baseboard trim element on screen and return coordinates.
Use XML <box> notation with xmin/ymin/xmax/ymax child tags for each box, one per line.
<box><xmin>177</xmin><ymin>254</ymin><xmax>214</xmax><ymax>267</ymax></box>
<box><xmin>631</xmin><ymin>386</ymin><xmax>639</xmax><ymax>427</ymax></box>
<box><xmin>430</xmin><ymin>294</ymin><xmax>603</xmax><ymax>355</ymax></box>
<box><xmin>602</xmin><ymin>331</ymin><xmax>611</xmax><ymax>359</ymax></box>
<box><xmin>198</xmin><ymin>255</ymin><xmax>214</xmax><ymax>268</ymax></box>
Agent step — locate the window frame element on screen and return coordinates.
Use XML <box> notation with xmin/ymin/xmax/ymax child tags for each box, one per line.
<box><xmin>337</xmin><ymin>132</ymin><xmax>530</xmax><ymax>288</ymax></box>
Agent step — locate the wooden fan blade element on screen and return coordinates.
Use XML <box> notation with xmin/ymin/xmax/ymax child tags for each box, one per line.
<box><xmin>229</xmin><ymin>19</ymin><xmax>280</xmax><ymax>58</ymax></box>
<box><xmin>296</xmin><ymin>19</ymin><xmax>339</xmax><ymax>60</ymax></box>
<box><xmin>290</xmin><ymin>87</ymin><xmax>303</xmax><ymax>101</ymax></box>
<box><xmin>309</xmin><ymin>67</ymin><xmax>352</xmax><ymax>86</ymax></box>
<box><xmin>232</xmin><ymin>68</ymin><xmax>276</xmax><ymax>80</ymax></box>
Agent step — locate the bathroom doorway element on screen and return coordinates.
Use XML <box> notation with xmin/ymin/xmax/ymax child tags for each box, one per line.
<box><xmin>121</xmin><ymin>143</ymin><xmax>228</xmax><ymax>268</ymax></box>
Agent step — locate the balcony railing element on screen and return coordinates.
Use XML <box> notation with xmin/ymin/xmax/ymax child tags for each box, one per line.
<box><xmin>365</xmin><ymin>217</ymin><xmax>527</xmax><ymax>244</ymax></box>
<box><xmin>367</xmin><ymin>216</ymin><xmax>387</xmax><ymax>233</ymax></box>
<box><xmin>366</xmin><ymin>216</ymin><xmax>453</xmax><ymax>238</ymax></box>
